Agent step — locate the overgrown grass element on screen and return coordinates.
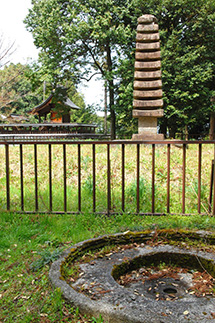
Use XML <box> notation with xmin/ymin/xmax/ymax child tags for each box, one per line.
<box><xmin>0</xmin><ymin>143</ymin><xmax>214</xmax><ymax>214</ymax></box>
<box><xmin>0</xmin><ymin>142</ymin><xmax>214</xmax><ymax>321</ymax></box>
<box><xmin>1</xmin><ymin>211</ymin><xmax>215</xmax><ymax>322</ymax></box>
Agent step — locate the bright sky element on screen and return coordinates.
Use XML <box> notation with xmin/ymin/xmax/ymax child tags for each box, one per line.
<box><xmin>0</xmin><ymin>0</ymin><xmax>104</xmax><ymax>108</ymax></box>
<box><xmin>0</xmin><ymin>0</ymin><xmax>39</xmax><ymax>64</ymax></box>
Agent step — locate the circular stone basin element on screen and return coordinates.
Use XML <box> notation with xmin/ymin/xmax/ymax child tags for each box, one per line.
<box><xmin>113</xmin><ymin>251</ymin><xmax>213</xmax><ymax>302</ymax></box>
<box><xmin>49</xmin><ymin>230</ymin><xmax>215</xmax><ymax>323</ymax></box>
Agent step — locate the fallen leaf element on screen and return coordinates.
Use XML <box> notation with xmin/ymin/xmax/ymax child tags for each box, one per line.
<box><xmin>161</xmin><ymin>312</ymin><xmax>168</xmax><ymax>316</ymax></box>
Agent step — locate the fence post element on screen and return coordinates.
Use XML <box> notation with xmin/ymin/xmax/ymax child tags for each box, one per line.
<box><xmin>136</xmin><ymin>144</ymin><xmax>140</xmax><ymax>213</ymax></box>
<box><xmin>152</xmin><ymin>144</ymin><xmax>155</xmax><ymax>214</ymax></box>
<box><xmin>34</xmin><ymin>144</ymin><xmax>38</xmax><ymax>211</ymax></box>
<box><xmin>198</xmin><ymin>144</ymin><xmax>202</xmax><ymax>214</ymax></box>
<box><xmin>48</xmin><ymin>144</ymin><xmax>52</xmax><ymax>212</ymax></box>
<box><xmin>78</xmin><ymin>144</ymin><xmax>81</xmax><ymax>212</ymax></box>
<box><xmin>5</xmin><ymin>144</ymin><xmax>10</xmax><ymax>211</ymax></box>
<box><xmin>20</xmin><ymin>144</ymin><xmax>24</xmax><ymax>211</ymax></box>
<box><xmin>122</xmin><ymin>144</ymin><xmax>125</xmax><ymax>212</ymax></box>
<box><xmin>107</xmin><ymin>144</ymin><xmax>111</xmax><ymax>214</ymax></box>
<box><xmin>213</xmin><ymin>144</ymin><xmax>215</xmax><ymax>215</ymax></box>
<box><xmin>92</xmin><ymin>144</ymin><xmax>96</xmax><ymax>212</ymax></box>
<box><xmin>63</xmin><ymin>144</ymin><xmax>67</xmax><ymax>213</ymax></box>
<box><xmin>167</xmin><ymin>144</ymin><xmax>170</xmax><ymax>214</ymax></box>
<box><xmin>182</xmin><ymin>143</ymin><xmax>186</xmax><ymax>214</ymax></box>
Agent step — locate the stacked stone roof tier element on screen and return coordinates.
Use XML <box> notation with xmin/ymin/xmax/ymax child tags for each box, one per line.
<box><xmin>133</xmin><ymin>14</ymin><xmax>163</xmax><ymax>112</ymax></box>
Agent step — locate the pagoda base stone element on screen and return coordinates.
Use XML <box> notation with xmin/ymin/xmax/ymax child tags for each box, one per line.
<box><xmin>132</xmin><ymin>112</ymin><xmax>164</xmax><ymax>140</ymax></box>
<box><xmin>132</xmin><ymin>132</ymin><xmax>164</xmax><ymax>140</ymax></box>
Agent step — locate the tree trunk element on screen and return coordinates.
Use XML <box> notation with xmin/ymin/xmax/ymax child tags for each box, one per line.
<box><xmin>106</xmin><ymin>43</ymin><xmax>116</xmax><ymax>140</ymax></box>
<box><xmin>109</xmin><ymin>80</ymin><xmax>116</xmax><ymax>139</ymax></box>
<box><xmin>159</xmin><ymin>121</ymin><xmax>167</xmax><ymax>138</ymax></box>
<box><xmin>104</xmin><ymin>81</ymin><xmax>107</xmax><ymax>134</ymax></box>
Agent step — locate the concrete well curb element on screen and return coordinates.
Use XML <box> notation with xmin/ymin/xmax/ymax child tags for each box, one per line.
<box><xmin>49</xmin><ymin>230</ymin><xmax>215</xmax><ymax>322</ymax></box>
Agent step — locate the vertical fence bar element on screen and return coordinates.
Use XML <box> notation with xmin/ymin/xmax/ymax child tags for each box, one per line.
<box><xmin>5</xmin><ymin>144</ymin><xmax>10</xmax><ymax>211</ymax></box>
<box><xmin>20</xmin><ymin>144</ymin><xmax>24</xmax><ymax>211</ymax></box>
<box><xmin>48</xmin><ymin>144</ymin><xmax>52</xmax><ymax>212</ymax></box>
<box><xmin>167</xmin><ymin>144</ymin><xmax>170</xmax><ymax>214</ymax></box>
<box><xmin>182</xmin><ymin>143</ymin><xmax>186</xmax><ymax>214</ymax></box>
<box><xmin>136</xmin><ymin>144</ymin><xmax>140</xmax><ymax>213</ymax></box>
<box><xmin>121</xmin><ymin>144</ymin><xmax>125</xmax><ymax>212</ymax></box>
<box><xmin>107</xmin><ymin>144</ymin><xmax>111</xmax><ymax>214</ymax></box>
<box><xmin>152</xmin><ymin>144</ymin><xmax>155</xmax><ymax>214</ymax></box>
<box><xmin>209</xmin><ymin>159</ymin><xmax>214</xmax><ymax>213</ymax></box>
<box><xmin>34</xmin><ymin>144</ymin><xmax>38</xmax><ymax>211</ymax></box>
<box><xmin>198</xmin><ymin>144</ymin><xmax>202</xmax><ymax>214</ymax></box>
<box><xmin>78</xmin><ymin>144</ymin><xmax>81</xmax><ymax>212</ymax></box>
<box><xmin>213</xmin><ymin>144</ymin><xmax>215</xmax><ymax>215</ymax></box>
<box><xmin>63</xmin><ymin>144</ymin><xmax>67</xmax><ymax>213</ymax></box>
<box><xmin>92</xmin><ymin>144</ymin><xmax>96</xmax><ymax>212</ymax></box>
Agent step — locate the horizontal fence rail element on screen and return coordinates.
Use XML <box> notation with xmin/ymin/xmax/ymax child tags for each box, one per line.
<box><xmin>0</xmin><ymin>140</ymin><xmax>215</xmax><ymax>215</ymax></box>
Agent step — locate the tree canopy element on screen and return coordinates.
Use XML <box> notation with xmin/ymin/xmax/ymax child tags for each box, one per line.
<box><xmin>25</xmin><ymin>0</ymin><xmax>215</xmax><ymax>138</ymax></box>
<box><xmin>156</xmin><ymin>0</ymin><xmax>215</xmax><ymax>137</ymax></box>
<box><xmin>0</xmin><ymin>63</ymin><xmax>42</xmax><ymax>118</ymax></box>
<box><xmin>0</xmin><ymin>63</ymin><xmax>90</xmax><ymax>124</ymax></box>
<box><xmin>25</xmin><ymin>0</ymin><xmax>142</xmax><ymax>138</ymax></box>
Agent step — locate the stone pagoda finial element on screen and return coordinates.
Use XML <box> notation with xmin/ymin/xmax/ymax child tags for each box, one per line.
<box><xmin>132</xmin><ymin>14</ymin><xmax>164</xmax><ymax>140</ymax></box>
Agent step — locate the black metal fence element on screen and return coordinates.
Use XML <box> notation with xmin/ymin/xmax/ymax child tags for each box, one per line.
<box><xmin>0</xmin><ymin>139</ymin><xmax>215</xmax><ymax>215</ymax></box>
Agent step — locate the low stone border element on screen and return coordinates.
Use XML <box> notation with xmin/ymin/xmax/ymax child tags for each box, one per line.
<box><xmin>49</xmin><ymin>230</ymin><xmax>215</xmax><ymax>322</ymax></box>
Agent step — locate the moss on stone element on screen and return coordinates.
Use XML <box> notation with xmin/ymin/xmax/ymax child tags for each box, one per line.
<box><xmin>112</xmin><ymin>252</ymin><xmax>215</xmax><ymax>280</ymax></box>
<box><xmin>60</xmin><ymin>230</ymin><xmax>215</xmax><ymax>282</ymax></box>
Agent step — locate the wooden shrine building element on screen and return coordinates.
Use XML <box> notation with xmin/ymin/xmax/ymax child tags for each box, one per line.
<box><xmin>29</xmin><ymin>93</ymin><xmax>80</xmax><ymax>123</ymax></box>
<box><xmin>0</xmin><ymin>90</ymin><xmax>107</xmax><ymax>138</ymax></box>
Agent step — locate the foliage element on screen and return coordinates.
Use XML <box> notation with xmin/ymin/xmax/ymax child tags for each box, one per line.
<box><xmin>30</xmin><ymin>248</ymin><xmax>63</xmax><ymax>271</ymax></box>
<box><xmin>70</xmin><ymin>103</ymin><xmax>103</xmax><ymax>129</ymax></box>
<box><xmin>25</xmin><ymin>0</ymin><xmax>215</xmax><ymax>138</ymax></box>
<box><xmin>25</xmin><ymin>0</ymin><xmax>142</xmax><ymax>138</ymax></box>
<box><xmin>155</xmin><ymin>0</ymin><xmax>215</xmax><ymax>137</ymax></box>
<box><xmin>0</xmin><ymin>63</ymin><xmax>42</xmax><ymax>118</ymax></box>
<box><xmin>0</xmin><ymin>62</ymin><xmax>95</xmax><ymax>125</ymax></box>
<box><xmin>115</xmin><ymin>56</ymin><xmax>137</xmax><ymax>138</ymax></box>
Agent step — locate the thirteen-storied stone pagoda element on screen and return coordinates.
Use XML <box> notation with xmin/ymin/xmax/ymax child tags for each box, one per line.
<box><xmin>132</xmin><ymin>14</ymin><xmax>164</xmax><ymax>140</ymax></box>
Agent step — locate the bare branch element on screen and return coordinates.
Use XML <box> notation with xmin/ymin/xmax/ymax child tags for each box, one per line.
<box><xmin>80</xmin><ymin>72</ymin><xmax>101</xmax><ymax>82</ymax></box>
<box><xmin>82</xmin><ymin>41</ymin><xmax>104</xmax><ymax>76</ymax></box>
<box><xmin>0</xmin><ymin>34</ymin><xmax>16</xmax><ymax>68</ymax></box>
<box><xmin>0</xmin><ymin>68</ymin><xmax>24</xmax><ymax>88</ymax></box>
